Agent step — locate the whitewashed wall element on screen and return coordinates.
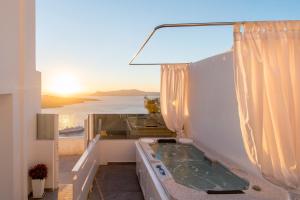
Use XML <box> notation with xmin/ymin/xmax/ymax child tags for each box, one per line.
<box><xmin>0</xmin><ymin>95</ymin><xmax>14</xmax><ymax>200</ymax></box>
<box><xmin>97</xmin><ymin>139</ymin><xmax>136</xmax><ymax>165</ymax></box>
<box><xmin>0</xmin><ymin>0</ymin><xmax>58</xmax><ymax>198</ymax></box>
<box><xmin>59</xmin><ymin>137</ymin><xmax>85</xmax><ymax>155</ymax></box>
<box><xmin>185</xmin><ymin>52</ymin><xmax>257</xmax><ymax>174</ymax></box>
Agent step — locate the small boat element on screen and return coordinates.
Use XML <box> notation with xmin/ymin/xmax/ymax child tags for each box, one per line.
<box><xmin>59</xmin><ymin>126</ymin><xmax>84</xmax><ymax>135</ymax></box>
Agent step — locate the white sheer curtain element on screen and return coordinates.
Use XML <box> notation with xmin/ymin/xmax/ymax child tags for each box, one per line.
<box><xmin>234</xmin><ymin>21</ymin><xmax>300</xmax><ymax>196</ymax></box>
<box><xmin>160</xmin><ymin>64</ymin><xmax>189</xmax><ymax>138</ymax></box>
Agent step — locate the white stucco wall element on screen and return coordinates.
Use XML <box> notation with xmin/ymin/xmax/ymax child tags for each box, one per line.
<box><xmin>97</xmin><ymin>139</ymin><xmax>137</xmax><ymax>165</ymax></box>
<box><xmin>31</xmin><ymin>114</ymin><xmax>59</xmax><ymax>190</ymax></box>
<box><xmin>0</xmin><ymin>95</ymin><xmax>14</xmax><ymax>200</ymax></box>
<box><xmin>185</xmin><ymin>51</ymin><xmax>257</xmax><ymax>174</ymax></box>
<box><xmin>0</xmin><ymin>0</ymin><xmax>57</xmax><ymax>198</ymax></box>
<box><xmin>59</xmin><ymin>137</ymin><xmax>85</xmax><ymax>155</ymax></box>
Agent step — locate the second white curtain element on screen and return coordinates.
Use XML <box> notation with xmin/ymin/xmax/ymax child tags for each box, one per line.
<box><xmin>234</xmin><ymin>21</ymin><xmax>300</xmax><ymax>193</ymax></box>
<box><xmin>160</xmin><ymin>64</ymin><xmax>189</xmax><ymax>137</ymax></box>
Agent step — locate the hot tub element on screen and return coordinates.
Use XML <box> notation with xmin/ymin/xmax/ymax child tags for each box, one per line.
<box><xmin>136</xmin><ymin>138</ymin><xmax>287</xmax><ymax>200</ymax></box>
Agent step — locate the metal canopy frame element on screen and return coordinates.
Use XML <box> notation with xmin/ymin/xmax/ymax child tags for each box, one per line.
<box><xmin>128</xmin><ymin>20</ymin><xmax>292</xmax><ymax>66</ymax></box>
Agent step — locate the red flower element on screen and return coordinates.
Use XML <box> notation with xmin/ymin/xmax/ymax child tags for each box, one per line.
<box><xmin>29</xmin><ymin>164</ymin><xmax>48</xmax><ymax>179</ymax></box>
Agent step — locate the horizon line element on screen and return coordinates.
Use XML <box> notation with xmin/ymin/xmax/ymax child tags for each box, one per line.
<box><xmin>42</xmin><ymin>88</ymin><xmax>161</xmax><ymax>96</ymax></box>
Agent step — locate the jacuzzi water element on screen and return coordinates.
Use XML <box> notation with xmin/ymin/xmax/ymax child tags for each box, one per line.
<box><xmin>151</xmin><ymin>143</ymin><xmax>249</xmax><ymax>192</ymax></box>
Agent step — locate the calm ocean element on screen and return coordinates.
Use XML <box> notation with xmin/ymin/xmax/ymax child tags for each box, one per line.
<box><xmin>42</xmin><ymin>96</ymin><xmax>149</xmax><ymax>130</ymax></box>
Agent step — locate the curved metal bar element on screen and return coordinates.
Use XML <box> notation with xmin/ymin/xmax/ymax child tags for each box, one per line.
<box><xmin>129</xmin><ymin>22</ymin><xmax>240</xmax><ymax>66</ymax></box>
<box><xmin>153</xmin><ymin>22</ymin><xmax>236</xmax><ymax>30</ymax></box>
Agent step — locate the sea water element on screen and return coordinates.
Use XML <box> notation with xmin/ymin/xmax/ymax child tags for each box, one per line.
<box><xmin>42</xmin><ymin>96</ymin><xmax>148</xmax><ymax>130</ymax></box>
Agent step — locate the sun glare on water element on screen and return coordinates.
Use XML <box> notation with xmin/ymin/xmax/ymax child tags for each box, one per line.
<box><xmin>49</xmin><ymin>73</ymin><xmax>81</xmax><ymax>96</ymax></box>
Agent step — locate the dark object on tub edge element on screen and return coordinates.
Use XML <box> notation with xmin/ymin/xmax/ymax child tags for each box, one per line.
<box><xmin>206</xmin><ymin>190</ymin><xmax>244</xmax><ymax>194</ymax></box>
<box><xmin>157</xmin><ymin>139</ymin><xmax>177</xmax><ymax>143</ymax></box>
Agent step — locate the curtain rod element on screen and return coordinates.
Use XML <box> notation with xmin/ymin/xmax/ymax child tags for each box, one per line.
<box><xmin>128</xmin><ymin>20</ymin><xmax>295</xmax><ymax>66</ymax></box>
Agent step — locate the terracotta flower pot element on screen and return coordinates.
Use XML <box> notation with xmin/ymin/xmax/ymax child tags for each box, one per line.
<box><xmin>32</xmin><ymin>178</ymin><xmax>45</xmax><ymax>198</ymax></box>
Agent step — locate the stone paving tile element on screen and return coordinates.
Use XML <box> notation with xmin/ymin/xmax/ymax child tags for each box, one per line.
<box><xmin>59</xmin><ymin>155</ymin><xmax>81</xmax><ymax>184</ymax></box>
<box><xmin>28</xmin><ymin>189</ymin><xmax>58</xmax><ymax>200</ymax></box>
<box><xmin>58</xmin><ymin>184</ymin><xmax>73</xmax><ymax>200</ymax></box>
<box><xmin>88</xmin><ymin>163</ymin><xmax>144</xmax><ymax>200</ymax></box>
<box><xmin>102</xmin><ymin>191</ymin><xmax>144</xmax><ymax>200</ymax></box>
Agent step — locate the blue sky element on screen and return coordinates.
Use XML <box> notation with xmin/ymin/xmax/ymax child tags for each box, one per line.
<box><xmin>36</xmin><ymin>0</ymin><xmax>300</xmax><ymax>94</ymax></box>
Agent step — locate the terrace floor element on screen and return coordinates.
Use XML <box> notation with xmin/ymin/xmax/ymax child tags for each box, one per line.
<box><xmin>57</xmin><ymin>155</ymin><xmax>80</xmax><ymax>199</ymax></box>
<box><xmin>88</xmin><ymin>163</ymin><xmax>144</xmax><ymax>200</ymax></box>
<box><xmin>28</xmin><ymin>159</ymin><xmax>144</xmax><ymax>200</ymax></box>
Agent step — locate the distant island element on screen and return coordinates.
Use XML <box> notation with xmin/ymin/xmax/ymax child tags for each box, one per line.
<box><xmin>42</xmin><ymin>95</ymin><xmax>98</xmax><ymax>108</ymax></box>
<box><xmin>42</xmin><ymin>89</ymin><xmax>160</xmax><ymax>108</ymax></box>
<box><xmin>91</xmin><ymin>89</ymin><xmax>159</xmax><ymax>96</ymax></box>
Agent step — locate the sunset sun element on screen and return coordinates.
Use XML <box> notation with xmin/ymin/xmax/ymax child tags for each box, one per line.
<box><xmin>49</xmin><ymin>73</ymin><xmax>81</xmax><ymax>96</ymax></box>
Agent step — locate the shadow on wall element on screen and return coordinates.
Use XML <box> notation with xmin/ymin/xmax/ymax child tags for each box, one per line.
<box><xmin>186</xmin><ymin>51</ymin><xmax>257</xmax><ymax>174</ymax></box>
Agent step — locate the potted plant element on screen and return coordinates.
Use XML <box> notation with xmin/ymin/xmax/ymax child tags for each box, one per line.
<box><xmin>29</xmin><ymin>164</ymin><xmax>48</xmax><ymax>198</ymax></box>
